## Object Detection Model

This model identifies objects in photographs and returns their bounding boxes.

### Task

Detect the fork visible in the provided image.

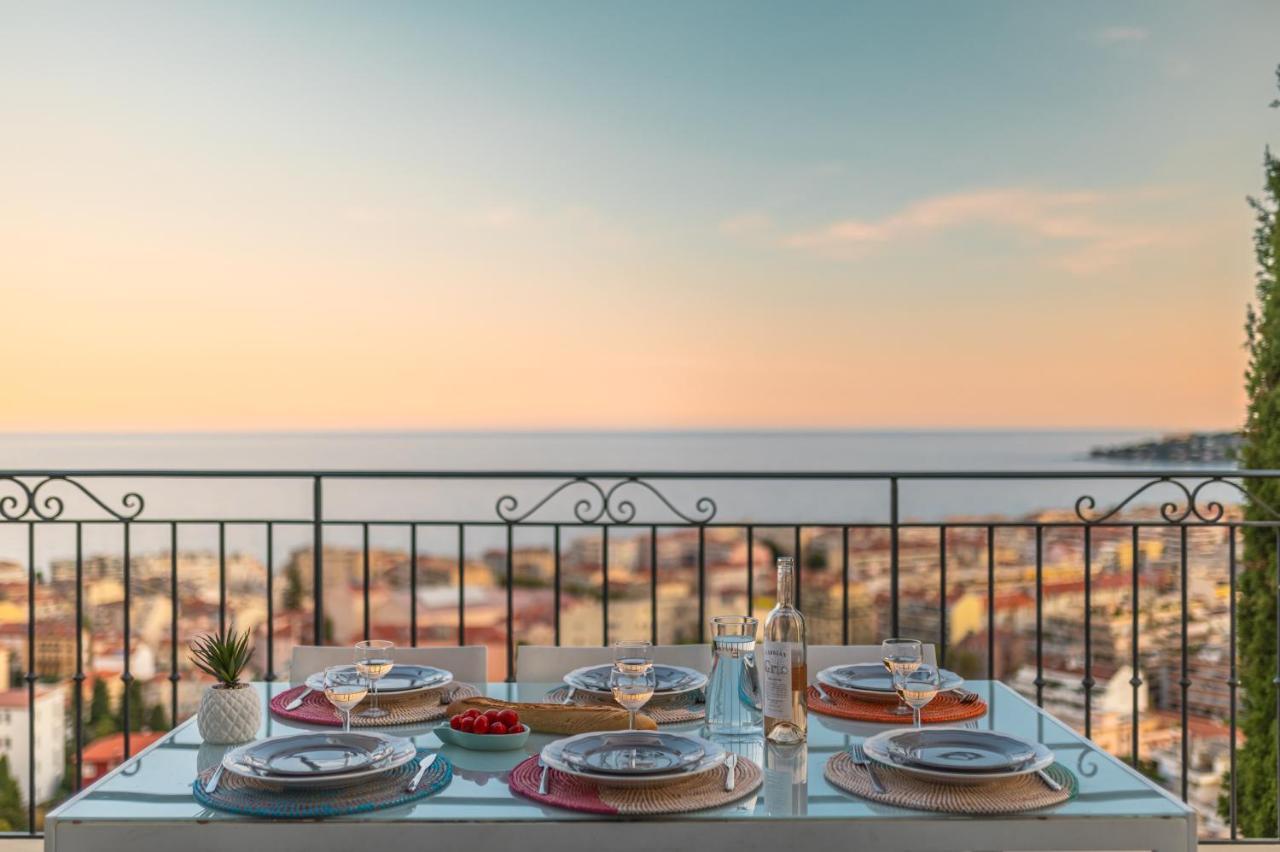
[849,743,888,794]
[537,758,551,795]
[950,688,980,705]
[723,753,738,792]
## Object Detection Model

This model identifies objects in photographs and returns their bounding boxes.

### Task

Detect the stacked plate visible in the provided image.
[563,664,706,701]
[222,732,417,789]
[861,728,1053,786]
[541,731,725,786]
[305,664,452,697]
[816,663,964,703]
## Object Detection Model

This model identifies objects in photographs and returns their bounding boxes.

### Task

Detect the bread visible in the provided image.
[445,696,658,734]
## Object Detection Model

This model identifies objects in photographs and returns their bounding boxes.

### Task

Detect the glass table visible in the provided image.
[45,681,1194,852]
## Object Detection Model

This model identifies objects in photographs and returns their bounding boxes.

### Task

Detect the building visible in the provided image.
[0,686,66,807]
[80,731,166,786]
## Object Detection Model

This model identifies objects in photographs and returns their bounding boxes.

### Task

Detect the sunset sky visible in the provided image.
[3,1,1279,431]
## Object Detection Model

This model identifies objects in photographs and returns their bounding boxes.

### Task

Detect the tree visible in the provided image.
[0,755,26,833]
[1236,65,1280,838]
[145,704,168,733]
[283,558,305,612]
[115,680,144,732]
[88,679,116,740]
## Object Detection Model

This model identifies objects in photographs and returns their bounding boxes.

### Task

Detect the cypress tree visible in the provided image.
[0,755,26,832]
[1236,65,1280,838]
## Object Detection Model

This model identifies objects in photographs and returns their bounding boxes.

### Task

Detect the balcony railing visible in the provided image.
[1,467,1278,840]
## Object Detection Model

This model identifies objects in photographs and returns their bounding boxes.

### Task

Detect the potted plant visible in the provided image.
[190,628,260,744]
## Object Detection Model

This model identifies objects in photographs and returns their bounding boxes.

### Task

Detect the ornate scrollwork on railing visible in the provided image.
[495,477,717,525]
[0,476,145,521]
[1074,475,1280,524]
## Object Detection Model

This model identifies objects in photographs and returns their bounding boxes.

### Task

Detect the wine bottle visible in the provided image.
[763,556,807,743]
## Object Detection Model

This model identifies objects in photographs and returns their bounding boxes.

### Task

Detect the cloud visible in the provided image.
[719,211,772,236]
[1093,26,1148,45]
[784,186,1169,272]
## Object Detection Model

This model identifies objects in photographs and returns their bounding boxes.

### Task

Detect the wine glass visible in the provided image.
[613,639,653,675]
[323,665,368,732]
[355,639,394,719]
[881,638,922,716]
[894,665,941,729]
[610,663,657,732]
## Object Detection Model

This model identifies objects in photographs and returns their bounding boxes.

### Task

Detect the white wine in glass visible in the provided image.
[895,666,941,728]
[324,666,368,732]
[355,639,394,719]
[881,638,922,715]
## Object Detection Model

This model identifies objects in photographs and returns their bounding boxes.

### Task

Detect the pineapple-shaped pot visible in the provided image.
[190,628,261,744]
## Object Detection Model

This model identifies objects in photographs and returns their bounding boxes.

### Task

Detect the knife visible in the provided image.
[203,765,224,794]
[284,688,313,711]
[405,754,438,793]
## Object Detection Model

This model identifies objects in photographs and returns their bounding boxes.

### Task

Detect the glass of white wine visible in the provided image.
[613,639,653,675]
[881,638,922,716]
[324,665,368,732]
[355,640,394,719]
[610,663,657,732]
[894,665,941,729]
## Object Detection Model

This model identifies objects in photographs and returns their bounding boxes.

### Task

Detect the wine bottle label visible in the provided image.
[762,640,799,721]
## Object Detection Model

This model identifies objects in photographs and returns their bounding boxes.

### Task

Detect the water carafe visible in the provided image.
[706,615,762,735]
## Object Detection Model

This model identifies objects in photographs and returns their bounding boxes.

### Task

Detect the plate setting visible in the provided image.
[817,663,964,703]
[305,664,452,696]
[541,731,725,786]
[862,728,1053,785]
[564,663,706,697]
[223,732,416,789]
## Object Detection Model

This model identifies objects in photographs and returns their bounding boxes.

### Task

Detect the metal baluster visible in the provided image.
[553,525,561,646]
[74,523,84,792]
[987,524,995,679]
[890,478,900,636]
[649,525,658,645]
[1034,525,1044,708]
[1130,525,1141,767]
[214,521,224,634]
[697,525,706,643]
[457,525,465,644]
[938,526,947,668]
[409,524,418,647]
[265,523,275,680]
[1228,524,1238,839]
[25,522,35,834]
[362,523,370,641]
[842,526,850,646]
[169,523,179,728]
[506,524,515,681]
[746,526,755,618]
[1083,525,1093,740]
[312,476,324,646]
[1180,524,1189,801]
[601,525,609,646]
[793,525,802,611]
[123,521,132,758]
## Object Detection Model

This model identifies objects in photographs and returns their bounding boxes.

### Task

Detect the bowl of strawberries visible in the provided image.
[434,708,531,751]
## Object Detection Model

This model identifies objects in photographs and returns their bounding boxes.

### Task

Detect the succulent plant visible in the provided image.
[189,628,253,688]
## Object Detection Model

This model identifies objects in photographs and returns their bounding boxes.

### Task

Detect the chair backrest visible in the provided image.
[516,644,711,683]
[807,644,937,685]
[288,645,488,685]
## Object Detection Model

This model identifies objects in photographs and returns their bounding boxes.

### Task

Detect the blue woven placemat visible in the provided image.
[193,749,451,818]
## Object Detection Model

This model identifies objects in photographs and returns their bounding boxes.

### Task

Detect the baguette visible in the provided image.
[445,696,658,734]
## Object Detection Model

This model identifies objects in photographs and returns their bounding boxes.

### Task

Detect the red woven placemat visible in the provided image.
[806,685,986,723]
[508,754,762,815]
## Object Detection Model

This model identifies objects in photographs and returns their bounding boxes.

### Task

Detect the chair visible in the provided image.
[288,645,488,684]
[807,644,937,685]
[516,644,711,682]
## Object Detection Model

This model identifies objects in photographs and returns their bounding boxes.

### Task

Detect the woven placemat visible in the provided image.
[824,751,1076,814]
[544,686,705,724]
[193,750,451,818]
[271,683,480,727]
[807,685,986,723]
[509,753,761,815]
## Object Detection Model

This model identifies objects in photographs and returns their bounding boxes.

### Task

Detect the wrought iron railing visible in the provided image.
[1,468,1277,840]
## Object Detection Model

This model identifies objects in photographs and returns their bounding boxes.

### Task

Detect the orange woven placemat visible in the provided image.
[806,685,986,723]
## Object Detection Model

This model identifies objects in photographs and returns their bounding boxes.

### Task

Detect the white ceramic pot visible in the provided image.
[197,683,261,744]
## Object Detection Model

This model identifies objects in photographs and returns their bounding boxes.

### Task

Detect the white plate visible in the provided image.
[563,663,706,699]
[862,728,1054,785]
[305,664,452,697]
[223,733,416,789]
[541,731,726,787]
[816,664,964,703]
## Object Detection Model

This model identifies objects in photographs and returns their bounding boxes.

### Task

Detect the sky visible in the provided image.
[2,1,1278,432]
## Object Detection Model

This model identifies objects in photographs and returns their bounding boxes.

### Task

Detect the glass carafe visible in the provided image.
[706,615,762,735]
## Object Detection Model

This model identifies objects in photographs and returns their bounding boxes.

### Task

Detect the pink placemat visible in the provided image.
[269,683,478,727]
[508,753,761,815]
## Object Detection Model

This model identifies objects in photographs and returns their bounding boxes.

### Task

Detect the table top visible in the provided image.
[48,680,1191,825]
